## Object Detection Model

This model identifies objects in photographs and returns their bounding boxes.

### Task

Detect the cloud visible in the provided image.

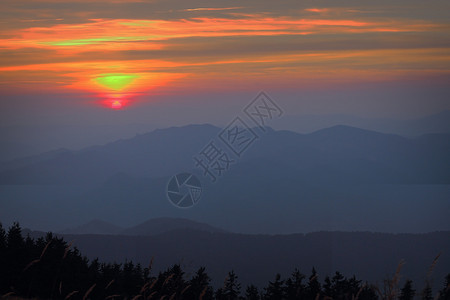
[182,7,244,12]
[0,0,449,98]
[305,8,330,13]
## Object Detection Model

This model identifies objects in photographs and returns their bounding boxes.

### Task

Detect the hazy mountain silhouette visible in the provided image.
[2,111,448,163]
[272,110,450,136]
[0,148,71,172]
[60,219,123,235]
[121,217,227,235]
[0,124,219,184]
[0,124,449,185]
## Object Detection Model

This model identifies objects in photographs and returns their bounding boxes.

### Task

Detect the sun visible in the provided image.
[101,97,128,109]
[111,100,123,109]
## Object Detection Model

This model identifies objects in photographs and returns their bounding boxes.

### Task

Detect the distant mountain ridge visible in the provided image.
[0,124,219,184]
[60,217,226,236]
[1,111,448,162]
[23,225,450,290]
[271,110,450,136]
[60,219,123,235]
[0,123,449,185]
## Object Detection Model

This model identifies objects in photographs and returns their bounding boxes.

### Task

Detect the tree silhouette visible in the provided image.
[439,274,450,300]
[421,282,433,300]
[358,283,379,300]
[245,284,260,300]
[264,273,285,300]
[0,223,5,249]
[1,223,449,300]
[186,267,214,300]
[399,279,415,300]
[154,264,187,299]
[285,268,305,299]
[5,222,26,293]
[346,275,362,299]
[323,275,333,299]
[0,223,6,293]
[221,270,241,300]
[305,267,321,300]
[215,287,225,299]
[330,271,347,300]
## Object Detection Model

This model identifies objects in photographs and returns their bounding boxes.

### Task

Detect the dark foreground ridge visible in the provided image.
[1,222,450,300]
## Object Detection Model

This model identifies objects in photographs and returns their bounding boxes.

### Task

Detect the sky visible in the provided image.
[0,0,450,154]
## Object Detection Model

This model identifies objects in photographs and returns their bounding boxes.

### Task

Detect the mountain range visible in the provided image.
[1,123,449,185]
[0,124,449,234]
[271,110,450,136]
[1,110,449,163]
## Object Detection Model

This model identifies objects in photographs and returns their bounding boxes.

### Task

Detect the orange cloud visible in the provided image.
[2,16,438,54]
[183,7,244,12]
[0,10,449,101]
[305,8,330,13]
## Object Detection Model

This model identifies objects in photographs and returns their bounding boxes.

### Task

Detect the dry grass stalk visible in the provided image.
[180,285,190,295]
[40,240,52,259]
[373,285,384,300]
[428,253,441,278]
[199,287,207,300]
[64,291,78,300]
[23,259,40,272]
[105,279,115,290]
[2,292,15,298]
[392,260,405,288]
[148,257,154,271]
[140,281,150,294]
[63,241,74,260]
[162,274,175,287]
[144,278,158,295]
[82,284,96,300]
[387,260,405,300]
[354,283,366,300]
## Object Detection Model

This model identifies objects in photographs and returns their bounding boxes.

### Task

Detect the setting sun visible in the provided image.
[111,100,123,109]
[101,95,129,110]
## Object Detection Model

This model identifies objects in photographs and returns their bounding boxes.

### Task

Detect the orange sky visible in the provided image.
[0,0,449,109]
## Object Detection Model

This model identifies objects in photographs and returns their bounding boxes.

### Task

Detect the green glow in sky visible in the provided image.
[42,36,148,46]
[94,74,138,91]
